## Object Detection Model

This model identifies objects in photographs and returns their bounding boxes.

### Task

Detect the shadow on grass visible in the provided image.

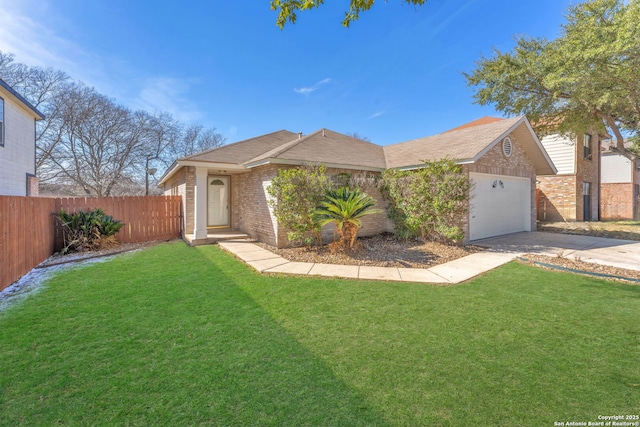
[0,241,388,427]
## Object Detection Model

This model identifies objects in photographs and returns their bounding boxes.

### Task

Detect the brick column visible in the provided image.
[194,167,208,239]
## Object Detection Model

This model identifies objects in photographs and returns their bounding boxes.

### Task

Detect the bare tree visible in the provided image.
[0,50,226,195]
[173,123,225,158]
[0,51,70,181]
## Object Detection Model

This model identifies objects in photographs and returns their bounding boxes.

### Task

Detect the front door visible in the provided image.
[208,176,229,227]
[583,182,591,221]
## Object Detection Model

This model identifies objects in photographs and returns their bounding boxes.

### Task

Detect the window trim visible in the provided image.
[0,96,4,147]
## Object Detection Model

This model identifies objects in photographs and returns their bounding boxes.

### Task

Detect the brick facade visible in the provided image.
[164,132,543,246]
[537,133,600,221]
[601,183,637,220]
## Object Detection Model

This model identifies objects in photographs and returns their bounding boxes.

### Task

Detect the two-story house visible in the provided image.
[536,131,602,221]
[0,79,45,196]
[600,140,640,220]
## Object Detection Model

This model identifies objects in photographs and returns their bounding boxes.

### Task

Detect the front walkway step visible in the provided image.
[184,232,251,246]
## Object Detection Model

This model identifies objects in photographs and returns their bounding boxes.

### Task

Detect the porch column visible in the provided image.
[194,167,208,239]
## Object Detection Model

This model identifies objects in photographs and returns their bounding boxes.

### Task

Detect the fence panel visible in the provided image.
[0,196,56,291]
[1,195,183,291]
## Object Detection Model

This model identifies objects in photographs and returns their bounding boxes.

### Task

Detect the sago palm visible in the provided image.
[314,187,382,249]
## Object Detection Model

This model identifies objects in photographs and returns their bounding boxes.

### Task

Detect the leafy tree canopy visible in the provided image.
[271,0,428,28]
[465,0,640,150]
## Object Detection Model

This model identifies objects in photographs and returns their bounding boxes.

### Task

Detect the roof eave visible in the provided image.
[245,157,385,172]
[158,160,247,185]
[470,116,557,176]
[0,79,45,120]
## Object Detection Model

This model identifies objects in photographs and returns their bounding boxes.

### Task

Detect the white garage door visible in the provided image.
[469,173,531,241]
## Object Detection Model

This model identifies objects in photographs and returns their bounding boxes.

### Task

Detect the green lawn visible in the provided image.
[1,241,638,426]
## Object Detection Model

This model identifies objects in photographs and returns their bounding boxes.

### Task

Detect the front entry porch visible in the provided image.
[184,230,251,246]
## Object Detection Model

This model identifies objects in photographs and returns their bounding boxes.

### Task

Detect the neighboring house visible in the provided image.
[600,140,640,220]
[159,116,555,246]
[536,130,603,222]
[0,79,44,196]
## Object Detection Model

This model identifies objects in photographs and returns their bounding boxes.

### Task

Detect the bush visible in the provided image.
[57,208,124,253]
[267,165,330,246]
[380,159,471,242]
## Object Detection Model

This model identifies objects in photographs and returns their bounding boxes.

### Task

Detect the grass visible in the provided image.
[1,241,638,426]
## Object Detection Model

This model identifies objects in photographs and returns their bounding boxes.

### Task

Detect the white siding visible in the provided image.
[601,153,632,183]
[0,92,36,196]
[539,134,575,175]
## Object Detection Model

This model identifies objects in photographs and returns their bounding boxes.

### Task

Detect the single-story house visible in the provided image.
[0,78,45,196]
[159,115,556,246]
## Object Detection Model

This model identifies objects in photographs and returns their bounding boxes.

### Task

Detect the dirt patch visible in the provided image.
[38,240,169,268]
[255,233,484,269]
[538,221,640,241]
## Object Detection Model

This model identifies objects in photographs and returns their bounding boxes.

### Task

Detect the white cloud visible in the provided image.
[133,77,204,123]
[294,78,332,95]
[0,0,205,123]
[368,111,384,119]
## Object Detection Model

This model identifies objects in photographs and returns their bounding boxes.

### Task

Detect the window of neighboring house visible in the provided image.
[583,133,592,160]
[0,97,4,147]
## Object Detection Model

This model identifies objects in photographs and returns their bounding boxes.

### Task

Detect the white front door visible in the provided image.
[207,176,229,227]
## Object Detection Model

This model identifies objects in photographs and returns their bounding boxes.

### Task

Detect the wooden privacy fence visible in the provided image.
[0,195,182,292]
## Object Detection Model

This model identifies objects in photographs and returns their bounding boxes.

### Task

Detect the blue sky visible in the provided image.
[0,0,574,146]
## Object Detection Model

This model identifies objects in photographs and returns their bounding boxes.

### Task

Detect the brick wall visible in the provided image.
[575,133,600,220]
[537,175,577,221]
[233,165,282,246]
[537,133,600,222]
[232,165,392,248]
[601,183,634,220]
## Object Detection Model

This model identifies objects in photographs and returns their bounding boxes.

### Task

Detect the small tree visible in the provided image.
[380,159,471,242]
[267,164,330,246]
[314,187,382,249]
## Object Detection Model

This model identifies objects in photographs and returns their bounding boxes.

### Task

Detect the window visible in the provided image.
[502,136,513,157]
[583,133,592,160]
[0,97,4,146]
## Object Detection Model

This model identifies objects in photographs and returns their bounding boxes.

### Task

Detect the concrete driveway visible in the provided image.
[475,231,640,271]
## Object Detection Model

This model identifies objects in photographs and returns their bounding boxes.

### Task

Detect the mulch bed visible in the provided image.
[518,254,640,284]
[255,233,484,269]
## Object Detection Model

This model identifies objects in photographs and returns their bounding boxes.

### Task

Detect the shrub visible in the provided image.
[380,159,471,242]
[314,187,382,249]
[57,208,124,253]
[267,165,330,246]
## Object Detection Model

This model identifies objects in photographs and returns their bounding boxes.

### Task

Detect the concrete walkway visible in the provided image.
[217,240,515,284]
[476,231,640,272]
[217,231,640,284]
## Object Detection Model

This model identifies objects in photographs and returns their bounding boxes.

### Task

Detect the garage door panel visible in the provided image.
[469,173,531,241]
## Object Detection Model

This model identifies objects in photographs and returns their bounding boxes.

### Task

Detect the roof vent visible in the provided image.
[298,132,302,139]
[322,129,326,137]
[502,136,513,157]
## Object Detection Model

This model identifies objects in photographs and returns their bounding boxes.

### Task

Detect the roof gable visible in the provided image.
[384,116,556,175]
[245,129,386,170]
[182,130,298,164]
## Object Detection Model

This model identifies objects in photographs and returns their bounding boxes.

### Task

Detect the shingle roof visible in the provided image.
[182,130,298,164]
[444,116,504,133]
[159,116,557,184]
[384,116,524,169]
[245,129,386,170]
